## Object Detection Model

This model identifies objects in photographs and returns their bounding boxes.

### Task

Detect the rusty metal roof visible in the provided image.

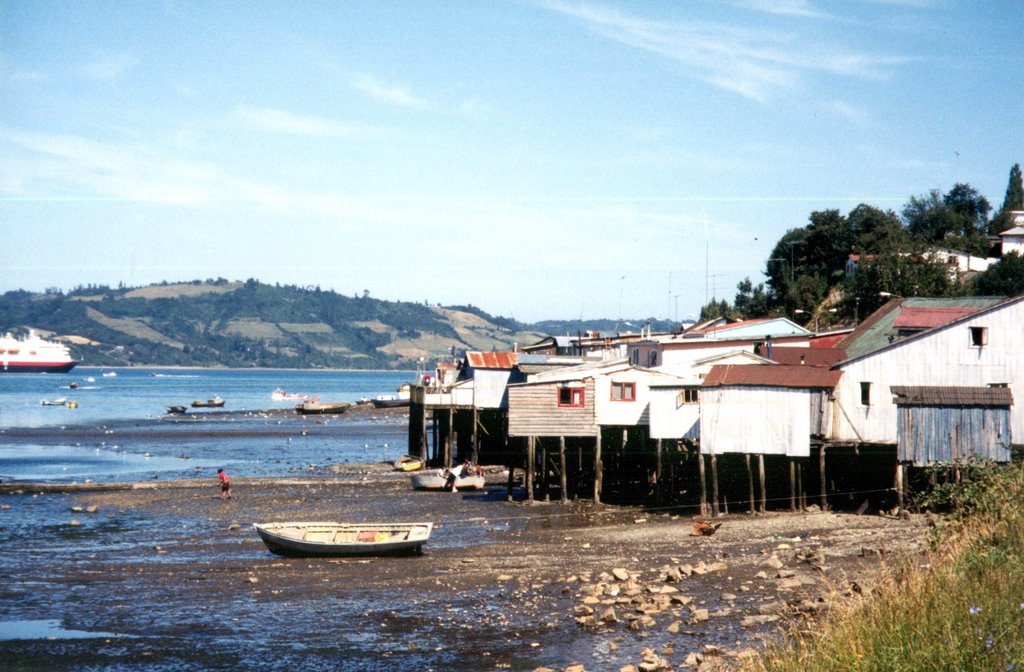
[702,364,841,389]
[892,307,980,329]
[764,346,846,367]
[890,386,1014,407]
[465,351,518,369]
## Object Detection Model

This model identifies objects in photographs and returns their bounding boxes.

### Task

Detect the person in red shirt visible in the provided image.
[217,468,232,500]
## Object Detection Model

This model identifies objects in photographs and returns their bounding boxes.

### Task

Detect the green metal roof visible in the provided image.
[837,297,1005,360]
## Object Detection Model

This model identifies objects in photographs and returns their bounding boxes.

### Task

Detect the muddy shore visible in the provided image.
[0,463,926,671]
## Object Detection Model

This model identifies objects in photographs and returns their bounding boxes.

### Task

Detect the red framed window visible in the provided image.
[558,386,585,407]
[610,382,635,401]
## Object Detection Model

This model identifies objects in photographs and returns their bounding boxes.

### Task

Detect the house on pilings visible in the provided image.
[506,358,686,504]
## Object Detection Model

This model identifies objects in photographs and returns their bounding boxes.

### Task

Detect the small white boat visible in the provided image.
[41,397,68,406]
[295,399,350,415]
[253,521,433,557]
[411,469,486,492]
[272,388,307,401]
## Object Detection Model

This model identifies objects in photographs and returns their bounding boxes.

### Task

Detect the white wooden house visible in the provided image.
[830,295,1023,446]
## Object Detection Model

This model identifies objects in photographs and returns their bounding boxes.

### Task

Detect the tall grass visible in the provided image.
[746,461,1024,672]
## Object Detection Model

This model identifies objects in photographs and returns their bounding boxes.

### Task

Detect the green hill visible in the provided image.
[0,280,552,369]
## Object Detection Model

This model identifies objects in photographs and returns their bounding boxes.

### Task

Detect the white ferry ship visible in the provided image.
[0,330,78,373]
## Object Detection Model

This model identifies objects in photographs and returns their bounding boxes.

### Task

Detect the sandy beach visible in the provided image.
[0,462,926,671]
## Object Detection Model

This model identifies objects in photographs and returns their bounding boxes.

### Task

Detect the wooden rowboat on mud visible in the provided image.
[393,455,424,472]
[253,521,433,557]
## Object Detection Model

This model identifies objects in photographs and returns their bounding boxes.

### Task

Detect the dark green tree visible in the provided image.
[973,251,1024,297]
[733,278,769,318]
[990,163,1024,235]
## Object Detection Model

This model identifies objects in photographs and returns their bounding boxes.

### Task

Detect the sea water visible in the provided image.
[0,367,416,483]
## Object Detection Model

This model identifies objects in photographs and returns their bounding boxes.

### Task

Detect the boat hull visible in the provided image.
[295,401,350,415]
[1,361,78,374]
[411,472,486,491]
[253,522,432,557]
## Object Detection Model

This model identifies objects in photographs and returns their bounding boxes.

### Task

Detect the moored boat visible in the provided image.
[371,395,410,409]
[165,405,187,414]
[0,330,78,374]
[295,398,350,415]
[191,396,225,408]
[253,521,433,557]
[41,397,68,406]
[411,469,486,491]
[272,388,307,401]
[393,455,424,472]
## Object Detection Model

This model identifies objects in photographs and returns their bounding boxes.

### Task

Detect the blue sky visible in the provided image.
[2,1,1021,323]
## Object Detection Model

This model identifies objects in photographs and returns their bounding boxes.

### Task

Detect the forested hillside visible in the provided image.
[0,279,554,369]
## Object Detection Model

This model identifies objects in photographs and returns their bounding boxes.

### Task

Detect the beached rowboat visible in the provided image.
[253,521,433,557]
[410,470,486,491]
[295,399,350,415]
[393,455,424,472]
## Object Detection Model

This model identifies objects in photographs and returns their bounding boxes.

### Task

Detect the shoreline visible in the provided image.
[0,465,927,671]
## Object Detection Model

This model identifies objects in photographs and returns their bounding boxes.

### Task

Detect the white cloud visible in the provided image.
[350,75,431,110]
[728,0,835,19]
[544,2,908,102]
[79,51,138,80]
[236,105,370,138]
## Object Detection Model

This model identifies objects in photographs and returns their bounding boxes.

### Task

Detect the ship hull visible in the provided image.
[0,361,78,374]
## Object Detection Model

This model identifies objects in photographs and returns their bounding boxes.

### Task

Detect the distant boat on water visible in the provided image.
[191,396,225,408]
[0,330,78,374]
[272,388,307,401]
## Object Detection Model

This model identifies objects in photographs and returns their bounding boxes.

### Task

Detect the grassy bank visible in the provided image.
[747,461,1024,672]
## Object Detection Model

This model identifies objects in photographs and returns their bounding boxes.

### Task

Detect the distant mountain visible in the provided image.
[0,280,667,369]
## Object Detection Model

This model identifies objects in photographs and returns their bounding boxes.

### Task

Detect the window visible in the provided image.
[860,382,872,406]
[611,382,635,401]
[558,386,585,407]
[630,348,640,365]
[648,350,658,367]
[677,388,699,405]
[969,326,988,347]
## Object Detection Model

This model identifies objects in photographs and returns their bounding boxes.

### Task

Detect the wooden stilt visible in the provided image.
[446,408,454,468]
[594,432,602,504]
[430,411,438,462]
[698,451,708,516]
[711,452,720,517]
[420,406,429,462]
[746,454,755,514]
[526,436,535,504]
[559,437,567,503]
[472,409,479,466]
[797,461,804,511]
[789,458,796,512]
[896,461,904,516]
[655,438,663,505]
[758,454,767,513]
[819,444,827,510]
[506,449,515,502]
[541,441,549,502]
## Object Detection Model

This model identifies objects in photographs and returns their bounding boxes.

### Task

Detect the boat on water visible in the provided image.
[272,388,307,401]
[41,397,68,406]
[253,521,433,557]
[295,398,350,415]
[393,455,424,472]
[0,330,78,374]
[191,396,225,408]
[165,405,188,414]
[371,395,411,409]
[411,469,486,492]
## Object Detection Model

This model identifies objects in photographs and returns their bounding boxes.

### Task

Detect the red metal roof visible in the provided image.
[763,347,846,367]
[892,307,980,330]
[465,351,518,369]
[702,364,841,389]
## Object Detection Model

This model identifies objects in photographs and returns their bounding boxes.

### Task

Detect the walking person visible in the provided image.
[217,468,232,500]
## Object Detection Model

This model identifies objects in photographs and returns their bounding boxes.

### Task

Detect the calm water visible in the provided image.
[0,367,416,483]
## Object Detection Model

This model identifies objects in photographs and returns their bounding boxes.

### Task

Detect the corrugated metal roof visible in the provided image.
[764,346,845,367]
[892,307,979,329]
[465,351,518,369]
[702,364,841,389]
[891,386,1014,407]
[836,297,1006,361]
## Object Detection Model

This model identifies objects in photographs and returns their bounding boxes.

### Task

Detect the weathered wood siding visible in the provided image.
[700,386,811,457]
[508,380,597,437]
[833,301,1024,444]
[473,369,514,408]
[897,405,1012,465]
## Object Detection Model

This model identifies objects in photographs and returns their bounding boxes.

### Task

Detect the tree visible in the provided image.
[973,251,1024,297]
[990,164,1024,235]
[903,184,990,255]
[848,204,908,255]
[733,278,769,318]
